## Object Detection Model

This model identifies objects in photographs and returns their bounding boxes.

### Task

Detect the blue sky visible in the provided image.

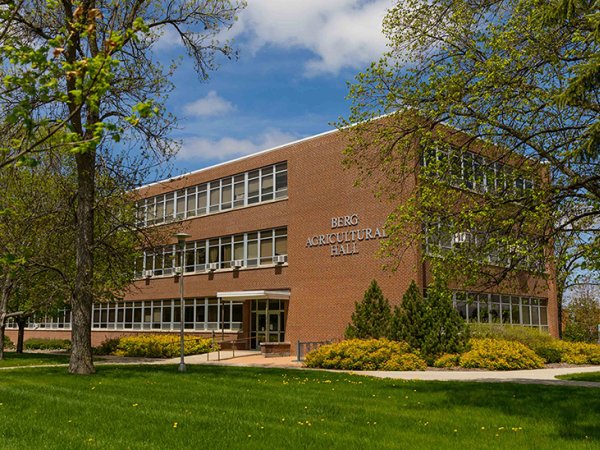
[156,0,393,175]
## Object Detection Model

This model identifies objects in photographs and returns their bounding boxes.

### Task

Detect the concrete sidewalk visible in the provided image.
[172,351,600,387]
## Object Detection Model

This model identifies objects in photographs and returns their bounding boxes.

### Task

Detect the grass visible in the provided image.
[0,365,598,449]
[557,372,600,383]
[0,351,70,367]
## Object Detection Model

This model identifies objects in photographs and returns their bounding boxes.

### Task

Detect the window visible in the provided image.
[136,163,288,226]
[452,291,547,331]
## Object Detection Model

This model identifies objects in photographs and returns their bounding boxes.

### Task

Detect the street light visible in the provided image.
[174,232,191,372]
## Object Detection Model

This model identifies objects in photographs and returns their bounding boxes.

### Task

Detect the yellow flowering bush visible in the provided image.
[433,353,461,368]
[459,338,544,370]
[555,341,600,365]
[304,339,426,371]
[114,334,217,358]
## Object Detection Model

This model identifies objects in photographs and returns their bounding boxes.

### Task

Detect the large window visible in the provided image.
[135,227,288,278]
[136,162,288,227]
[421,148,535,195]
[10,299,243,332]
[453,291,548,331]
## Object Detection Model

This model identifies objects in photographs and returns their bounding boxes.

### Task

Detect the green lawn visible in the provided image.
[0,365,598,449]
[0,351,70,367]
[557,372,600,383]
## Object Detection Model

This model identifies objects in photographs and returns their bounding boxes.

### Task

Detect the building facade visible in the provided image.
[7,127,559,348]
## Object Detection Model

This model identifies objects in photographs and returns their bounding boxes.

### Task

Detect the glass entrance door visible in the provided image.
[251,299,286,349]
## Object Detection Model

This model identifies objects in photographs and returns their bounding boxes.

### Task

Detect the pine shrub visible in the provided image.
[390,281,468,362]
[345,280,392,339]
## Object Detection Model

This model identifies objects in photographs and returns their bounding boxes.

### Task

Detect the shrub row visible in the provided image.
[112,334,217,358]
[469,324,600,365]
[304,339,427,371]
[24,338,71,350]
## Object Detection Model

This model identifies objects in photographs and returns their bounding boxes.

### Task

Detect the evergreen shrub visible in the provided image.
[3,335,13,349]
[459,338,544,370]
[93,337,121,355]
[345,280,391,339]
[24,338,71,350]
[115,334,217,358]
[390,281,468,362]
[304,339,426,371]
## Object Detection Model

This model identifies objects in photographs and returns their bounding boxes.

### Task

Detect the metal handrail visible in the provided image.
[295,339,333,362]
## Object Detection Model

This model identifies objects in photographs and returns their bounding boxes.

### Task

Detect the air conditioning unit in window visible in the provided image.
[273,255,287,265]
[143,270,154,278]
[173,266,182,275]
[233,260,244,269]
[207,262,219,272]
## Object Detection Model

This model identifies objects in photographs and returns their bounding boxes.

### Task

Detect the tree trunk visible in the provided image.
[0,323,5,360]
[69,149,96,375]
[16,317,25,353]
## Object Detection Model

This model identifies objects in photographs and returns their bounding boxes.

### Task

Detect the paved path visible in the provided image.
[3,351,599,387]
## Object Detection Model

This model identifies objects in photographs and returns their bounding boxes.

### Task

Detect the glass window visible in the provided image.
[248,170,260,204]
[176,190,185,219]
[233,174,245,207]
[186,186,197,217]
[247,233,258,267]
[221,178,232,210]
[197,184,207,215]
[165,192,174,221]
[209,182,220,212]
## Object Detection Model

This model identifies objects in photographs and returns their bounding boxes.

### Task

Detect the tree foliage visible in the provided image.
[563,284,600,343]
[345,279,392,339]
[0,151,145,358]
[0,0,244,373]
[340,0,599,296]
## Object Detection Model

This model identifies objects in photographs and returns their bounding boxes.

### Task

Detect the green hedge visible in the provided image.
[114,334,218,358]
[459,338,544,370]
[24,338,71,350]
[304,339,426,371]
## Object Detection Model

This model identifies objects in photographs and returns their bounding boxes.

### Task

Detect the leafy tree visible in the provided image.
[0,1,244,373]
[563,284,600,343]
[345,280,392,339]
[340,0,599,301]
[390,281,467,362]
[0,151,145,359]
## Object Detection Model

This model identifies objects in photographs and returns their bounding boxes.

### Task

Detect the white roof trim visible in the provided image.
[137,127,340,191]
[216,290,290,301]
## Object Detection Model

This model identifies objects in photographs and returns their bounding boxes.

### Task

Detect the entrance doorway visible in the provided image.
[251,299,286,349]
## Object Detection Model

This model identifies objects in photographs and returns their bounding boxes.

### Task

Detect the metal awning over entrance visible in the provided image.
[216,290,290,301]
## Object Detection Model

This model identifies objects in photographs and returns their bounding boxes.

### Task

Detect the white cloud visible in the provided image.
[228,0,392,75]
[178,129,298,162]
[183,91,236,117]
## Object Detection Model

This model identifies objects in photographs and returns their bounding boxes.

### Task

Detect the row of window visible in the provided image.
[8,299,244,332]
[452,292,548,330]
[136,162,288,227]
[135,227,288,278]
[422,147,535,195]
[425,223,544,273]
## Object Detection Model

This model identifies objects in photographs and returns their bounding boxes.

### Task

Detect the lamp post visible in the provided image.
[174,232,191,372]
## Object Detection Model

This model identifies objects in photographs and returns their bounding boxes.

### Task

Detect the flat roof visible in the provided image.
[137,127,340,191]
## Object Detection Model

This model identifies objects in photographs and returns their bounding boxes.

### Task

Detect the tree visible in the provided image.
[0,151,144,359]
[340,0,599,298]
[563,283,600,343]
[0,1,244,373]
[390,280,467,362]
[345,280,392,339]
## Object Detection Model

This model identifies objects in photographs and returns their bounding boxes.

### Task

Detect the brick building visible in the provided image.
[7,127,559,348]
